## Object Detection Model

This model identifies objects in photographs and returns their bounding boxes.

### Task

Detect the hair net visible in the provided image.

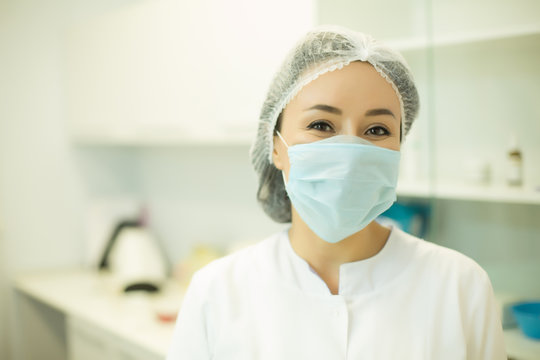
[250,24,420,223]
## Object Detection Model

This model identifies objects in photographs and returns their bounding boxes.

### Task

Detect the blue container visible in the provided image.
[512,301,540,340]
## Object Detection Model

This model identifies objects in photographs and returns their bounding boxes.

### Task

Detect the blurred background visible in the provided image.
[1,0,539,359]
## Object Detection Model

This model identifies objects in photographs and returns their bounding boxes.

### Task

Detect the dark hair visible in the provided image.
[274,112,283,134]
[257,111,291,223]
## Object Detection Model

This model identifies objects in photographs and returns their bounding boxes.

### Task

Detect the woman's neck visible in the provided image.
[288,208,391,294]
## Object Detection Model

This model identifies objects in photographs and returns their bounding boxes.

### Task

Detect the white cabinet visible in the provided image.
[431,0,540,40]
[68,316,112,360]
[427,5,540,204]
[15,270,179,360]
[67,315,163,360]
[319,0,540,205]
[64,0,315,145]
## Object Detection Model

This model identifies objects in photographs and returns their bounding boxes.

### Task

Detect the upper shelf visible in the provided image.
[397,181,540,205]
[70,125,256,147]
[388,23,540,52]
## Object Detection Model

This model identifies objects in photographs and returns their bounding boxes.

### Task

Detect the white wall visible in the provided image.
[137,146,284,259]
[0,211,8,360]
[0,2,81,358]
[72,145,285,266]
[0,0,132,358]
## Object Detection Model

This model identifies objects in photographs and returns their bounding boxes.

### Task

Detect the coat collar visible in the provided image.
[278,226,417,297]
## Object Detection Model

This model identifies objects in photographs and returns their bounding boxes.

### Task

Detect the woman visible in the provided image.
[167,25,506,359]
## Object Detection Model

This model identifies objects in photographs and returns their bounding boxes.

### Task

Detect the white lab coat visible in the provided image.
[166,226,506,359]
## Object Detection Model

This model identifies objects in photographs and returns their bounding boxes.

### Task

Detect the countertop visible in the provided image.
[14,269,540,359]
[14,269,183,358]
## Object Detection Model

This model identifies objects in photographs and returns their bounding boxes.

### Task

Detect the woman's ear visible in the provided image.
[272,135,284,170]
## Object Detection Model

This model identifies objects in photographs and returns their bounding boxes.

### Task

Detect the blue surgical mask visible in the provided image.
[276,132,400,243]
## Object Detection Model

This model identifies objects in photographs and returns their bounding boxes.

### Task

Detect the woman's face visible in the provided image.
[272,61,401,176]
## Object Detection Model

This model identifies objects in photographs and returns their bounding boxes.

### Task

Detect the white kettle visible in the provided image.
[99,218,168,293]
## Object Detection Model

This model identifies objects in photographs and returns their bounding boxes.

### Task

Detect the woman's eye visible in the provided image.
[307,121,334,132]
[365,126,390,137]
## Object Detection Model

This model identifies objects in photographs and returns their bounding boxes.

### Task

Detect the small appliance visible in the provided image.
[98,208,168,293]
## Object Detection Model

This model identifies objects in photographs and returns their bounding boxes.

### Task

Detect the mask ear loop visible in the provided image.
[275,131,290,148]
[275,131,289,184]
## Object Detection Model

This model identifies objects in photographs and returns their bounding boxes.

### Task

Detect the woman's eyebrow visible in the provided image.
[304,104,342,115]
[365,108,396,118]
[304,105,396,119]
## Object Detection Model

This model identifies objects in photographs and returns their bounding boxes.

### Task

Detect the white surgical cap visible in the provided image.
[250,25,420,223]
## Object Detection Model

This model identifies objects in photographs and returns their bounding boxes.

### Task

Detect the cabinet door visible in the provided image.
[67,317,114,360]
[432,0,540,39]
[112,344,163,360]
[67,316,164,360]
[430,0,540,187]
[65,0,314,144]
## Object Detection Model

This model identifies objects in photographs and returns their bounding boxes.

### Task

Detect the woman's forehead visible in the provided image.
[285,62,401,115]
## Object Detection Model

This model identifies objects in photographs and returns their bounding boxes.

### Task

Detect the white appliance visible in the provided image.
[99,220,168,293]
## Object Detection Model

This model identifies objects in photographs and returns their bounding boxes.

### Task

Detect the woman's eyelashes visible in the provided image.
[306,120,392,137]
[307,120,335,133]
[365,125,390,137]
